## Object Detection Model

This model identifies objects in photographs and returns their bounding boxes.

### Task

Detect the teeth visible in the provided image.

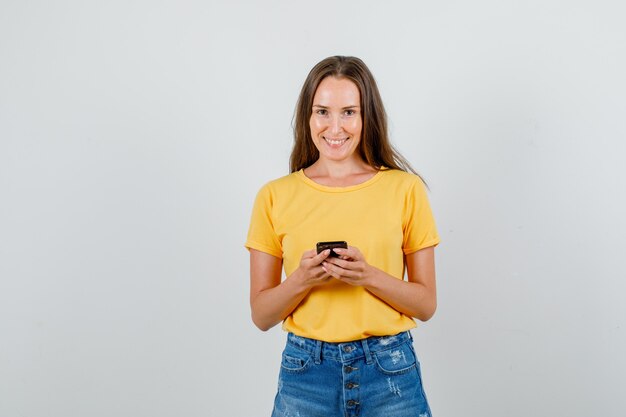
[325,137,347,145]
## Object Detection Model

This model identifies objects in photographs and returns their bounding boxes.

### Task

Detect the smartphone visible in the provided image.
[316,241,348,257]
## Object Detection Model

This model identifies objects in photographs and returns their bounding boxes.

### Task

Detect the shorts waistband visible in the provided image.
[286,331,413,365]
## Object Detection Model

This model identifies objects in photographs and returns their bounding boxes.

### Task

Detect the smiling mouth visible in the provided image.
[323,137,348,146]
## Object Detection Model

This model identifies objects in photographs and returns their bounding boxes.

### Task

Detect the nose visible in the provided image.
[329,114,343,135]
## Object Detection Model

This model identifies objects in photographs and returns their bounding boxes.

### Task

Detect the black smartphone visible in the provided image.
[316,241,348,257]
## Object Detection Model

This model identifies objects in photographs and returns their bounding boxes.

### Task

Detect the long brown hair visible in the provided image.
[290,56,419,177]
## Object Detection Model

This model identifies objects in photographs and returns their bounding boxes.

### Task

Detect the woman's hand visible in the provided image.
[321,246,374,286]
[249,247,333,331]
[293,249,334,289]
[322,246,437,321]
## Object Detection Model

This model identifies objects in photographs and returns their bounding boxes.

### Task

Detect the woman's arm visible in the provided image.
[249,248,333,331]
[324,246,437,321]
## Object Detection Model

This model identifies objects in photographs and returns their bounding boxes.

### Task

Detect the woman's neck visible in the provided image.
[304,158,378,187]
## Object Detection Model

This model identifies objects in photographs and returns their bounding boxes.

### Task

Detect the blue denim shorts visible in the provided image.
[272,331,432,417]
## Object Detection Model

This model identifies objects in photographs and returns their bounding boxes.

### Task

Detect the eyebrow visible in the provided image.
[312,105,360,109]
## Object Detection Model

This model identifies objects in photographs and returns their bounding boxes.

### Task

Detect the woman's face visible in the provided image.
[309,76,363,164]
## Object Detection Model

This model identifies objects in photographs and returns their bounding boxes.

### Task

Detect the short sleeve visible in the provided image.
[402,178,440,254]
[244,184,283,258]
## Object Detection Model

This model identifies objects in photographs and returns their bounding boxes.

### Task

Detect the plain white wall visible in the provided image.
[1,1,625,416]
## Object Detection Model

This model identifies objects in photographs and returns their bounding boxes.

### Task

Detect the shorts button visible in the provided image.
[344,365,357,373]
[346,382,358,389]
[343,345,354,353]
[347,400,359,407]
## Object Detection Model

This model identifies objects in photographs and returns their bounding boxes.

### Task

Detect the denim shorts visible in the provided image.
[271,331,432,417]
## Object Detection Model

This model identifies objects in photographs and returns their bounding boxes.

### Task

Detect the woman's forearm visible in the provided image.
[322,246,437,322]
[364,268,437,321]
[250,270,311,331]
[250,248,334,331]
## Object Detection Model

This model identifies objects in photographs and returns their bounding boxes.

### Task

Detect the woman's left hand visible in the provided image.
[321,246,374,286]
[323,245,438,321]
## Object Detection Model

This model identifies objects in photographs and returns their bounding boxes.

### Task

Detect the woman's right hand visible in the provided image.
[249,248,332,331]
[293,249,333,289]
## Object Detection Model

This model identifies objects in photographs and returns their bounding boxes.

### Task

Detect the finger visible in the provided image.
[325,257,351,269]
[322,265,341,279]
[333,246,360,260]
[319,268,333,281]
[314,265,329,278]
[327,261,364,280]
[312,249,331,264]
[322,261,345,279]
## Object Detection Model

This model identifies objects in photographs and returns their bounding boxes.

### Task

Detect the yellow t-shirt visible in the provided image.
[245,168,440,342]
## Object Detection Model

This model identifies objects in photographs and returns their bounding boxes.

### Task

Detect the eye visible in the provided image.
[315,109,328,116]
[344,109,355,116]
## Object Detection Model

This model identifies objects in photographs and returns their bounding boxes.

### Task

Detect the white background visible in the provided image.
[1,1,625,416]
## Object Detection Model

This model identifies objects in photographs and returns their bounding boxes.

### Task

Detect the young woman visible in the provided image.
[245,56,440,417]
